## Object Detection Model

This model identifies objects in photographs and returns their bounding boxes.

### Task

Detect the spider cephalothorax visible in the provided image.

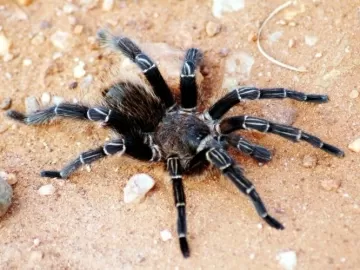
[7,29,344,258]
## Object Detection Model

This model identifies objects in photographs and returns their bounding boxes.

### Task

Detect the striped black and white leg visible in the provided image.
[41,138,126,179]
[205,147,284,229]
[180,48,202,113]
[167,157,190,258]
[7,103,121,126]
[97,29,175,109]
[224,134,272,162]
[204,87,329,121]
[218,115,344,157]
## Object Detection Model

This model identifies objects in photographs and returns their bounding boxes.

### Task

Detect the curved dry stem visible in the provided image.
[257,1,307,73]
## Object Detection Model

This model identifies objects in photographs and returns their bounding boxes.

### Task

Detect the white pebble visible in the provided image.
[102,0,114,11]
[123,173,155,203]
[31,33,45,46]
[276,251,297,270]
[23,58,32,66]
[305,35,318,47]
[50,31,72,51]
[212,0,245,18]
[348,137,360,153]
[3,53,14,62]
[73,61,86,78]
[38,184,56,196]
[63,3,78,14]
[41,92,51,106]
[315,52,322,58]
[160,229,172,241]
[0,33,11,56]
[52,96,64,106]
[0,171,17,185]
[25,96,40,114]
[33,238,40,246]
[349,90,359,99]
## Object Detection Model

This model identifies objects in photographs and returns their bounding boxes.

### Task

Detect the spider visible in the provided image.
[7,29,344,258]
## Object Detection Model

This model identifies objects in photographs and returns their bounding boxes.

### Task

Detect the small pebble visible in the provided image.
[348,137,360,152]
[41,92,51,106]
[73,25,84,35]
[31,33,45,46]
[73,61,86,78]
[25,96,40,114]
[63,3,78,14]
[302,154,317,168]
[0,176,13,217]
[50,31,73,51]
[102,0,114,11]
[206,21,221,37]
[38,184,56,196]
[315,52,322,58]
[160,230,172,241]
[247,32,257,42]
[349,90,359,99]
[0,171,17,185]
[69,81,78,89]
[288,39,295,48]
[33,238,40,247]
[0,97,12,110]
[17,0,33,6]
[23,58,32,66]
[123,173,155,203]
[320,178,341,191]
[218,47,229,57]
[305,35,318,47]
[68,16,78,26]
[277,251,297,270]
[52,96,64,106]
[3,53,14,62]
[0,33,11,56]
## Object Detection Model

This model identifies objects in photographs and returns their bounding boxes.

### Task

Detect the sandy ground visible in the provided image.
[1,0,360,269]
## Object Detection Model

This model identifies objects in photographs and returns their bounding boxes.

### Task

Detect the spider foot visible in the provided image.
[7,110,26,123]
[264,215,284,230]
[40,170,64,179]
[179,237,190,258]
[252,146,272,163]
[322,143,345,157]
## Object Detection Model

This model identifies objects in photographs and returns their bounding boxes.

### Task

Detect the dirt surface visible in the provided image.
[1,0,360,269]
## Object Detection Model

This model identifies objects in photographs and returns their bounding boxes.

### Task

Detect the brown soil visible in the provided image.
[1,0,359,269]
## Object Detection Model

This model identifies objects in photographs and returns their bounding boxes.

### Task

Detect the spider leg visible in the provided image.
[203,145,284,229]
[41,136,161,179]
[97,29,175,109]
[7,103,123,126]
[180,48,202,112]
[218,115,344,157]
[167,157,190,258]
[223,134,272,162]
[204,87,328,121]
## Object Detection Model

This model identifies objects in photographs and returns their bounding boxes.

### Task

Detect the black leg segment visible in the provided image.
[225,134,272,162]
[180,48,202,111]
[97,29,175,109]
[167,157,190,258]
[204,147,284,230]
[205,87,329,121]
[41,138,126,179]
[219,115,344,157]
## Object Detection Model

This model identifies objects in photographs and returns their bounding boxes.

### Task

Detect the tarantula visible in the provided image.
[7,30,344,258]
